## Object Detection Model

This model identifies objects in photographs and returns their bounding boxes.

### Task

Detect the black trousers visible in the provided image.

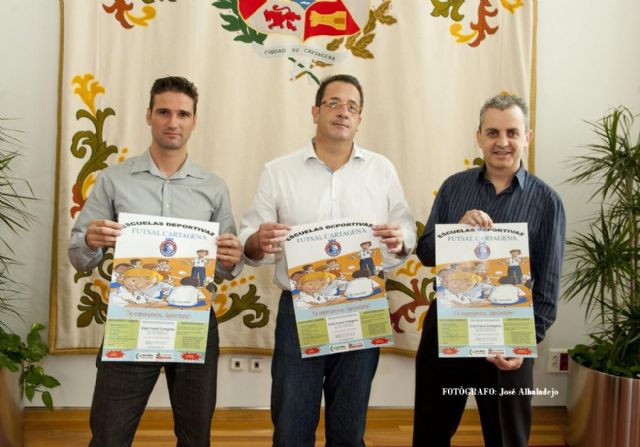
[413,302,534,447]
[90,309,219,447]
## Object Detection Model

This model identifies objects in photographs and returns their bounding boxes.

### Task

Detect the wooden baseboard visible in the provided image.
[23,407,567,447]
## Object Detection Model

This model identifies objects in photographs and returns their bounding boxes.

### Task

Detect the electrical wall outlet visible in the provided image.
[547,348,569,373]
[230,357,245,371]
[249,358,264,372]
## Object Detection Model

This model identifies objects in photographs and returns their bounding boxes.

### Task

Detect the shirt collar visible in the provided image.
[304,139,366,163]
[479,162,527,190]
[130,149,206,179]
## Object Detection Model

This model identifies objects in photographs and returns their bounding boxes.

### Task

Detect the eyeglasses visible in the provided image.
[321,100,361,115]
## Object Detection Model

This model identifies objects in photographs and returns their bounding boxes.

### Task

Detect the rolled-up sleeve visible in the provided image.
[68,173,113,272]
[238,166,279,266]
[383,161,416,270]
[212,181,244,280]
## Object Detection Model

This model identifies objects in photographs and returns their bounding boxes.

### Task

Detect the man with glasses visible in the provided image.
[240,74,415,447]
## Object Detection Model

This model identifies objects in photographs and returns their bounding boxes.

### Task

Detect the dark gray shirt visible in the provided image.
[417,164,566,343]
[69,149,241,280]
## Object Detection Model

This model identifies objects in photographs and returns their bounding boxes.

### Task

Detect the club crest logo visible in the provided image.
[214,0,397,83]
[160,238,177,257]
[324,239,342,257]
[474,241,490,259]
[238,0,369,42]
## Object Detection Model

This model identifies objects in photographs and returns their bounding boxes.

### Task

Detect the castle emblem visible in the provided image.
[238,0,369,42]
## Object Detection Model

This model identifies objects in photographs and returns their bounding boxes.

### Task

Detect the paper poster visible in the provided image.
[284,219,393,357]
[102,213,219,363]
[435,223,537,358]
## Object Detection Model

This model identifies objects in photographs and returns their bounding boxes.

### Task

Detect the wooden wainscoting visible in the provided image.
[24,406,567,447]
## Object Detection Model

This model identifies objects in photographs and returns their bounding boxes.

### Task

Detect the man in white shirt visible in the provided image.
[239,74,415,447]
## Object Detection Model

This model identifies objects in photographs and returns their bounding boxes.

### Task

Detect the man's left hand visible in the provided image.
[216,233,243,270]
[486,355,523,371]
[373,224,405,255]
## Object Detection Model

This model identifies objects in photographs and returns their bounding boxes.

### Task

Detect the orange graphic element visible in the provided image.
[439,0,523,47]
[105,350,125,358]
[371,337,390,345]
[181,352,202,361]
[82,174,98,205]
[417,309,427,331]
[71,74,105,117]
[501,0,523,13]
[512,347,532,355]
[118,147,129,163]
[304,347,321,355]
[396,259,422,277]
[450,22,478,43]
[468,0,499,47]
[103,0,157,29]
[214,293,230,316]
[442,347,459,355]
[93,278,110,305]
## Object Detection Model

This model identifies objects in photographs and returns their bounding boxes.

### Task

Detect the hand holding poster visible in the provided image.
[284,218,393,357]
[102,213,219,363]
[435,223,537,358]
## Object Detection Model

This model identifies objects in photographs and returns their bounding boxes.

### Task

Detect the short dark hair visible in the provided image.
[315,74,364,110]
[149,76,199,114]
[478,94,529,131]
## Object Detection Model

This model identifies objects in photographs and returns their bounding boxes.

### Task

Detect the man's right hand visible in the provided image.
[244,222,291,261]
[85,219,123,251]
[458,209,493,228]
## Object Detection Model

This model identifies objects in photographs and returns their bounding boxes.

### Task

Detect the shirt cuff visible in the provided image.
[242,252,276,267]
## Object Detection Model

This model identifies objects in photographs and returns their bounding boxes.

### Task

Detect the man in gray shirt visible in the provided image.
[69,76,243,447]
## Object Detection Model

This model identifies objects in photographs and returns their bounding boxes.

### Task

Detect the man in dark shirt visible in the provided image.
[413,94,565,447]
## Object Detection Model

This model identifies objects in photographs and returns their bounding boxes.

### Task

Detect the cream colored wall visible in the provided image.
[1,0,639,408]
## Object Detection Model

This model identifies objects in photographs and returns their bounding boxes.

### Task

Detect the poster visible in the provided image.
[102,213,219,363]
[435,223,537,358]
[284,218,393,357]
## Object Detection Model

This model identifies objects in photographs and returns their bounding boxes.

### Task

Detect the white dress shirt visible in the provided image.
[239,141,416,290]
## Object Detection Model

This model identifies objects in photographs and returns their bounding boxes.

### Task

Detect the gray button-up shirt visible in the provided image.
[69,149,241,280]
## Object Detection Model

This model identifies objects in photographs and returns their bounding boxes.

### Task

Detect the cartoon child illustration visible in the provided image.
[302,264,316,273]
[294,272,347,309]
[167,276,205,307]
[156,259,171,272]
[110,262,132,287]
[321,260,345,279]
[344,269,381,299]
[110,268,173,307]
[507,248,524,284]
[154,259,173,283]
[289,270,306,291]
[434,267,456,292]
[473,261,490,283]
[190,249,210,287]
[436,271,489,308]
[358,241,376,277]
[130,258,143,269]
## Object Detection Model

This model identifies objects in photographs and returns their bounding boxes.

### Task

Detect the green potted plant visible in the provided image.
[564,106,640,447]
[0,119,60,447]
